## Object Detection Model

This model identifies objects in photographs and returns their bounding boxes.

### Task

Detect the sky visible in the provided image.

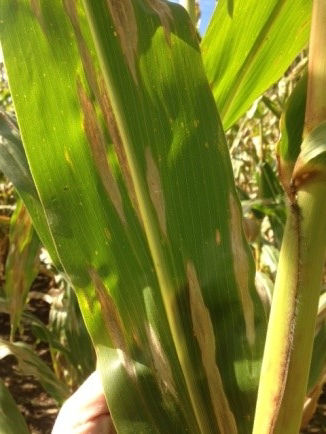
[170,0,216,34]
[198,0,216,34]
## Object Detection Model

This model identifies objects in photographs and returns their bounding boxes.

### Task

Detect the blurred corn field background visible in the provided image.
[1,1,326,433]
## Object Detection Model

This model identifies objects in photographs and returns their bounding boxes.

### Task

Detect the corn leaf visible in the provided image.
[4,199,40,339]
[308,294,326,393]
[0,110,60,265]
[47,282,95,385]
[0,378,29,434]
[0,340,69,403]
[201,0,311,129]
[1,1,267,432]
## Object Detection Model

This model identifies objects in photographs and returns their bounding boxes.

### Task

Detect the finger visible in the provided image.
[52,371,113,434]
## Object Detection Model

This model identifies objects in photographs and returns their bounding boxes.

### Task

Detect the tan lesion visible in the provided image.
[64,0,141,221]
[187,261,238,434]
[30,0,46,34]
[63,0,100,97]
[89,268,135,377]
[145,147,167,237]
[77,80,126,225]
[98,77,142,222]
[228,194,256,348]
[144,0,173,44]
[106,0,139,83]
[145,323,177,398]
[215,229,221,245]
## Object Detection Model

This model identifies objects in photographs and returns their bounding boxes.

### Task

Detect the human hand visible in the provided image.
[52,371,115,434]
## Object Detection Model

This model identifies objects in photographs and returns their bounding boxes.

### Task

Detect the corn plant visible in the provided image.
[0,0,325,433]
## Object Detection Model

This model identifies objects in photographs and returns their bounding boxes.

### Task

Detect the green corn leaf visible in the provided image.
[22,311,72,359]
[0,110,32,193]
[53,284,95,382]
[258,162,283,201]
[4,199,40,340]
[278,74,307,165]
[0,378,29,434]
[0,339,69,403]
[307,293,326,393]
[0,110,61,266]
[1,1,267,432]
[277,73,307,193]
[257,162,285,245]
[46,281,95,385]
[201,0,311,130]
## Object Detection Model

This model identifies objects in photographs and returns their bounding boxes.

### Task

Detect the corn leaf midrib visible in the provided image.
[82,3,221,432]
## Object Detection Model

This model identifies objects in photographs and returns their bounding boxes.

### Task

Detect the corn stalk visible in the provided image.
[253,1,326,432]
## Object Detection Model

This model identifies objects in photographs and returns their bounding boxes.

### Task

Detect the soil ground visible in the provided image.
[0,273,58,434]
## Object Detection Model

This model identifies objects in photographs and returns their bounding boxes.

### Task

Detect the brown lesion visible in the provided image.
[276,153,294,199]
[63,0,100,94]
[106,0,139,83]
[277,139,326,202]
[77,80,126,225]
[64,0,141,221]
[186,261,237,434]
[145,147,167,237]
[145,323,177,398]
[228,193,256,348]
[215,229,221,245]
[98,77,142,221]
[89,268,135,377]
[144,0,173,45]
[30,0,47,34]
[292,158,326,193]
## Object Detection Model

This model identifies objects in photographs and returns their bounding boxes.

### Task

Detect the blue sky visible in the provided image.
[170,0,216,34]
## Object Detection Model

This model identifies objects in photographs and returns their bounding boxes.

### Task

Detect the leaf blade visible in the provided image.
[202,0,311,129]
[1,1,267,432]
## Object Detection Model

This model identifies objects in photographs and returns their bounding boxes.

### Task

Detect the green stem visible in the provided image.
[253,1,326,431]
[253,183,326,434]
[304,0,326,136]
